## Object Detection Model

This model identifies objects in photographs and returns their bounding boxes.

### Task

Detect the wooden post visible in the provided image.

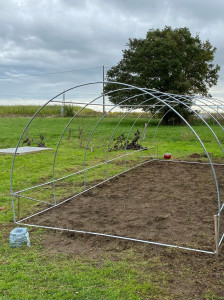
[18,196,21,220]
[68,128,72,140]
[214,215,219,255]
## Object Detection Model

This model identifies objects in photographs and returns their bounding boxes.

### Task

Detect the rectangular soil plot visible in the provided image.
[27,160,224,252]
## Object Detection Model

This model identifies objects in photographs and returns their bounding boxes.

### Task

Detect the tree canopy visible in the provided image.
[104,26,220,123]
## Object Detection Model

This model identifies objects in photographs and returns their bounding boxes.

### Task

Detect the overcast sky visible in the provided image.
[0,0,223,105]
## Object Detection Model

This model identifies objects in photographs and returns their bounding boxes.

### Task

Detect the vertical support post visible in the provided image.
[214,214,219,255]
[17,196,20,220]
[53,181,57,205]
[61,91,65,117]
[106,160,109,179]
[142,123,147,140]
[103,66,105,115]
[68,128,72,140]
[140,123,147,163]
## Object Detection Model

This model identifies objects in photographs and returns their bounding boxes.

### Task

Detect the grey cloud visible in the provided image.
[0,0,223,102]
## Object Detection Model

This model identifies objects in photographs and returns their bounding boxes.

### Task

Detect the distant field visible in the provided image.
[0,105,148,118]
[0,105,100,117]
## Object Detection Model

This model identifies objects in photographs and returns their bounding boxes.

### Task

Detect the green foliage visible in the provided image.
[159,104,194,125]
[105,26,220,124]
[63,105,74,117]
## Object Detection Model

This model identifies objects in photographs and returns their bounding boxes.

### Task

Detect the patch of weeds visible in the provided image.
[203,291,224,300]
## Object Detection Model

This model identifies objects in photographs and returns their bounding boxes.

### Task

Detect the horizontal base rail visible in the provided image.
[156,159,224,166]
[15,221,215,255]
[12,156,222,255]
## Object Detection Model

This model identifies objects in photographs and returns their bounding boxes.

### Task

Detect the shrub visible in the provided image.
[63,105,74,117]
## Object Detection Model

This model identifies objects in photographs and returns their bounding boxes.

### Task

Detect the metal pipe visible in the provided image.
[51,100,174,107]
[17,196,20,221]
[82,92,150,189]
[52,87,146,201]
[13,147,153,195]
[218,233,224,247]
[157,92,224,243]
[166,93,224,118]
[11,81,224,254]
[196,96,224,115]
[106,99,159,178]
[13,154,223,195]
[10,82,110,221]
[141,89,222,250]
[15,222,215,255]
[214,215,219,255]
[168,93,224,129]
[219,203,224,214]
[16,159,155,223]
[16,195,54,206]
[149,90,224,158]
[10,82,138,221]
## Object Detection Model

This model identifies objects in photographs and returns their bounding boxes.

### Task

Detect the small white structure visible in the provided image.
[0,146,52,155]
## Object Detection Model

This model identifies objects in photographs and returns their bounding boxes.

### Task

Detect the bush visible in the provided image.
[63,105,74,117]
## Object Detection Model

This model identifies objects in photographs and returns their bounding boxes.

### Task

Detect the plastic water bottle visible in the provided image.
[9,228,31,248]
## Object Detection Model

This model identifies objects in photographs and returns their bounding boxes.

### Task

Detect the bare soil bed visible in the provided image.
[28,160,224,299]
[30,160,224,251]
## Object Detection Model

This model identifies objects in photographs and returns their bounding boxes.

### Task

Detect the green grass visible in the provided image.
[0,239,163,299]
[0,114,224,299]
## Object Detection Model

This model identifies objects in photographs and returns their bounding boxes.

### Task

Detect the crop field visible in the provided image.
[1,110,224,299]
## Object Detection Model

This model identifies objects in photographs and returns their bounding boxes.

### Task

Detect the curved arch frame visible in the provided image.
[11,81,224,255]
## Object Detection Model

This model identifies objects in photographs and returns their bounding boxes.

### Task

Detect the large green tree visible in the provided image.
[105,26,220,123]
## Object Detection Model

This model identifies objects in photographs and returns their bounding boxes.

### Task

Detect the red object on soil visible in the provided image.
[164,153,171,159]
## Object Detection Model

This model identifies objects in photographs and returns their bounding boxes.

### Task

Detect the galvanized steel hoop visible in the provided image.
[11,81,224,255]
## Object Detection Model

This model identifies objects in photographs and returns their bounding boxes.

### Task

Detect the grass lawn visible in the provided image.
[0,113,224,299]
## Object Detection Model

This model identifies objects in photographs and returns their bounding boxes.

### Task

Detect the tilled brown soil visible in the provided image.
[28,160,224,299]
[31,160,224,252]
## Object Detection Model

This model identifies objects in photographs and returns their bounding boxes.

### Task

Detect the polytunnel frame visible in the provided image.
[10,81,224,255]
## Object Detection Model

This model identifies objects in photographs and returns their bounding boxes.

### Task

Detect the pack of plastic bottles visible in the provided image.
[9,227,31,248]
